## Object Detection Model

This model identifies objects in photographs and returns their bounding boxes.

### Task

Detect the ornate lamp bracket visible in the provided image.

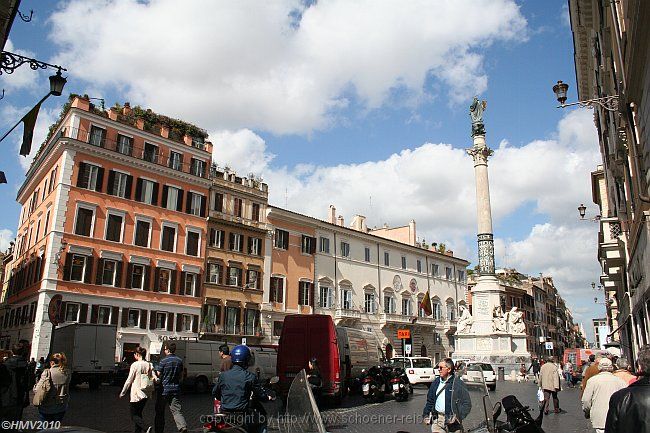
[0,51,67,75]
[558,95,619,112]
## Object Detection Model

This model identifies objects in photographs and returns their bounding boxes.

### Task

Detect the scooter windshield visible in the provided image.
[452,366,495,433]
[278,369,327,433]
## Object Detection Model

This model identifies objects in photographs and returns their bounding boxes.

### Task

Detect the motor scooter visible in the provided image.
[360,365,386,403]
[388,366,410,402]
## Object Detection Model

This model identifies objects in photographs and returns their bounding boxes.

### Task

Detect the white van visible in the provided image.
[388,356,435,386]
[162,340,226,392]
[249,346,278,383]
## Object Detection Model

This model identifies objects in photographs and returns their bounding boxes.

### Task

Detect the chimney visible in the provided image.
[350,215,367,232]
[329,205,337,224]
[337,215,344,226]
[408,219,416,246]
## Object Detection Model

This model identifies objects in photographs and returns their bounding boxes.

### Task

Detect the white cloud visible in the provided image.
[48,0,527,135]
[0,40,42,93]
[0,229,14,252]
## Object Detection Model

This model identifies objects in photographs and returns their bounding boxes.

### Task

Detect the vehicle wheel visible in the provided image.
[195,376,209,393]
[488,384,496,391]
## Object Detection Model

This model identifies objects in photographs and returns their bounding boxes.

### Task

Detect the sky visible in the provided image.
[0,0,606,341]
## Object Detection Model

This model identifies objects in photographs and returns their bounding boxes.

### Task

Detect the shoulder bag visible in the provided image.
[32,369,52,406]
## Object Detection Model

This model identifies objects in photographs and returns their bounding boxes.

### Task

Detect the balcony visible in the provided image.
[598,217,625,267]
[60,126,209,179]
[200,324,264,338]
[335,308,361,321]
[379,313,414,325]
[208,209,268,231]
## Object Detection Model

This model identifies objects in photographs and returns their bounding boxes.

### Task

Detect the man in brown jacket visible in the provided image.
[539,356,563,414]
[581,354,603,396]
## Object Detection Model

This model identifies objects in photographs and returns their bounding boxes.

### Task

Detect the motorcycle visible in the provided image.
[388,366,410,402]
[360,365,387,403]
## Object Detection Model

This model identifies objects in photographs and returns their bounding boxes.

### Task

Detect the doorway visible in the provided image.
[386,343,393,359]
[421,345,427,357]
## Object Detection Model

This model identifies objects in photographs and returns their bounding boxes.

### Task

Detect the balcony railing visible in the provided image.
[335,308,361,320]
[379,313,414,324]
[201,324,264,337]
[60,126,209,179]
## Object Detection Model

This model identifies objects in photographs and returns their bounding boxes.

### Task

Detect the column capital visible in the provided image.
[467,144,493,166]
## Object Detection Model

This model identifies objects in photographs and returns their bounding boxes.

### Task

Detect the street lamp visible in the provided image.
[48,69,67,96]
[552,80,619,111]
[577,203,600,221]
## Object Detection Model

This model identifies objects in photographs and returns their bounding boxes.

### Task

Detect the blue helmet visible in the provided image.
[231,345,251,366]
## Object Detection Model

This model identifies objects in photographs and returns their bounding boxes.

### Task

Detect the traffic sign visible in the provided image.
[545,342,554,350]
[405,343,412,356]
[48,294,63,326]
[397,329,410,339]
[241,337,247,345]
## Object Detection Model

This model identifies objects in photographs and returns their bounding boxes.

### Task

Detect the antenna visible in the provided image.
[285,187,288,208]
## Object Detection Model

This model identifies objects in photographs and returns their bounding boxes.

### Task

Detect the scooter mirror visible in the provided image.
[493,401,502,421]
[269,376,280,384]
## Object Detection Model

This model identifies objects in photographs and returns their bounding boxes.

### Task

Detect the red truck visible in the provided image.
[277,314,383,403]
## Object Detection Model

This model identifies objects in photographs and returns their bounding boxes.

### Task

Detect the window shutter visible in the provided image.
[115,261,123,287]
[283,233,289,250]
[63,253,72,281]
[121,308,129,327]
[126,263,133,289]
[79,303,88,323]
[111,306,119,325]
[195,274,202,297]
[179,271,186,296]
[125,175,133,200]
[192,315,199,333]
[96,167,104,192]
[248,237,252,254]
[135,178,143,202]
[237,269,243,287]
[144,265,151,291]
[310,283,315,307]
[90,305,99,324]
[149,310,156,330]
[229,233,235,250]
[235,309,241,330]
[84,256,94,283]
[200,195,206,217]
[170,269,177,295]
[161,186,168,208]
[209,228,215,246]
[176,189,184,212]
[185,192,193,214]
[107,170,116,195]
[76,163,88,188]
[153,267,160,292]
[220,231,225,248]
[133,309,145,330]
[95,259,104,285]
[310,237,316,254]
[152,182,159,206]
[176,314,182,332]
[167,313,174,331]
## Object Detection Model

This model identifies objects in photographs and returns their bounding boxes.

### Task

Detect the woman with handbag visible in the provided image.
[33,353,71,421]
[120,346,154,433]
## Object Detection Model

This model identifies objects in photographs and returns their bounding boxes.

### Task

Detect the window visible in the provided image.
[447,302,455,320]
[402,298,412,316]
[134,220,151,247]
[74,207,94,236]
[190,193,202,216]
[319,237,330,253]
[249,237,261,256]
[156,312,167,329]
[301,235,316,254]
[246,269,259,289]
[270,277,284,302]
[78,163,101,191]
[207,263,222,284]
[252,203,260,221]
[42,180,48,200]
[298,281,311,306]
[213,192,224,212]
[110,171,130,198]
[228,267,242,287]
[274,229,289,249]
[49,167,58,193]
[164,186,181,211]
[190,158,205,177]
[273,321,283,337]
[384,252,390,266]
[184,273,196,296]
[186,231,200,256]
[127,309,140,327]
[319,286,333,308]
[158,269,171,293]
[35,220,41,242]
[89,125,106,147]
[210,229,224,248]
[161,225,176,252]
[105,213,124,242]
[433,302,442,320]
[233,198,242,217]
[445,267,452,280]
[117,134,133,155]
[169,151,183,170]
[131,264,144,289]
[401,256,407,270]
[65,303,80,322]
[342,289,352,310]
[384,296,396,314]
[229,233,242,252]
[143,142,158,163]
[101,260,117,286]
[181,314,193,332]
[417,260,422,273]
[70,255,87,282]
[364,247,371,262]
[340,242,350,258]
[225,307,238,334]
[431,264,439,277]
[365,293,375,314]
[139,179,156,205]
[97,306,111,324]
[243,310,257,335]
[458,270,465,282]
[44,211,50,237]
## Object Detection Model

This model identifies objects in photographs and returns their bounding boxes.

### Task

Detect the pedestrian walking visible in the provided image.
[564,361,574,388]
[528,358,541,382]
[605,345,650,433]
[219,344,232,372]
[517,363,528,383]
[120,346,154,433]
[422,358,471,432]
[154,343,187,433]
[35,357,46,382]
[581,354,602,396]
[612,358,638,385]
[581,358,626,433]
[34,353,71,422]
[539,356,564,415]
[0,340,31,422]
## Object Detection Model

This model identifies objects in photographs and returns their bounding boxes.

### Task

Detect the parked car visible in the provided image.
[388,357,434,387]
[462,362,496,391]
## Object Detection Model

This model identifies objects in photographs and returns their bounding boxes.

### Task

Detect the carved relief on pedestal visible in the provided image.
[477,338,492,351]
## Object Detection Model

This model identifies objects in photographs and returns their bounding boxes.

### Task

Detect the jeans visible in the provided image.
[155,393,187,432]
[130,398,149,433]
[38,411,65,422]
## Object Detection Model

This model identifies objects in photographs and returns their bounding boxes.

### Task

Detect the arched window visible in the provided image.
[383,288,396,314]
[432,297,442,320]
[386,343,393,359]
[446,299,455,320]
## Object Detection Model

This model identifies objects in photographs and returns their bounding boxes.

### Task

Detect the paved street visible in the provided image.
[20,380,592,432]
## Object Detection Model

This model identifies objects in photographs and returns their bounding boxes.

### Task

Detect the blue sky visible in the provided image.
[0,0,605,339]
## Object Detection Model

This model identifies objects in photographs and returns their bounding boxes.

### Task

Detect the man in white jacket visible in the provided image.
[581,358,627,433]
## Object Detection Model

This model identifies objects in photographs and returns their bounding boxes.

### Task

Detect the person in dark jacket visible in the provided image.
[0,341,30,422]
[154,343,187,433]
[528,358,541,382]
[213,345,273,433]
[422,358,471,433]
[605,345,650,433]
